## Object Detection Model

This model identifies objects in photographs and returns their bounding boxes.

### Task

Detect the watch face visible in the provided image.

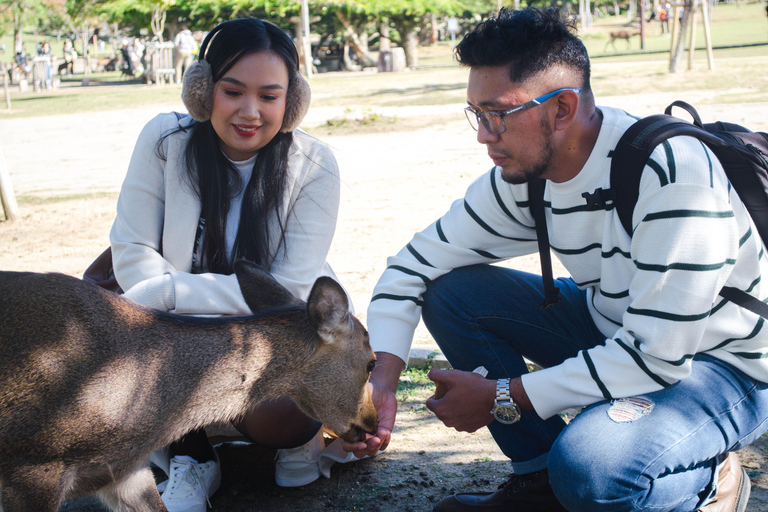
[494,403,521,424]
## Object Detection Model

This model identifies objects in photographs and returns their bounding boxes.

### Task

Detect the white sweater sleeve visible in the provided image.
[111,114,180,290]
[367,168,539,363]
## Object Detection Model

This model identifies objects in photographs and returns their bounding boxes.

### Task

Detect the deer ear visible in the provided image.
[307,277,351,344]
[234,260,301,312]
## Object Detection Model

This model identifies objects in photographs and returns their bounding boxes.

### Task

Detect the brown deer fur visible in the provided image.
[605,30,640,51]
[0,260,378,511]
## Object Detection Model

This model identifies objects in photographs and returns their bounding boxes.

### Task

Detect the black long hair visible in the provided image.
[183,19,300,275]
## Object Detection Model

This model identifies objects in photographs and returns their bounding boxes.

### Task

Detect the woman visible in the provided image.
[110,18,344,512]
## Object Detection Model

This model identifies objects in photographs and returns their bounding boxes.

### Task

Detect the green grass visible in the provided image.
[397,366,436,401]
[2,1,766,121]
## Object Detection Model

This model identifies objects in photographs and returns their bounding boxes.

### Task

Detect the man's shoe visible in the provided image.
[433,469,567,512]
[274,429,325,487]
[698,452,751,512]
[160,454,221,512]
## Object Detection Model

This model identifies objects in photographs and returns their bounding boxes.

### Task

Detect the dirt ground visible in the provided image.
[3,84,768,511]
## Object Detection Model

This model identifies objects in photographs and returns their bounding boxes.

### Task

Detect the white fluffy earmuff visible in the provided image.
[181,57,311,133]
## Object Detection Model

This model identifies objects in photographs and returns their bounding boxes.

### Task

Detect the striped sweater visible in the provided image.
[367,106,768,420]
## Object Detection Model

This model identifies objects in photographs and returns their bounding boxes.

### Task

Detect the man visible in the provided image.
[173,27,198,84]
[342,7,768,512]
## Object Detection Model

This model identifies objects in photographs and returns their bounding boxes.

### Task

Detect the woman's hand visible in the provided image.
[341,352,404,458]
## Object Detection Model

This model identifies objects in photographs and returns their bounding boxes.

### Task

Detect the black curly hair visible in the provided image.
[455,7,591,94]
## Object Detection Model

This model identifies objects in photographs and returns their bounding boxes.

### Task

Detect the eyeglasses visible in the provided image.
[464,87,582,135]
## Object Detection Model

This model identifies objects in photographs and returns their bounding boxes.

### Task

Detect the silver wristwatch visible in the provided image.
[491,378,521,424]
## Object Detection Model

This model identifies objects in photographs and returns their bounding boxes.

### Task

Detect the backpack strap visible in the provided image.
[611,106,768,319]
[528,178,561,308]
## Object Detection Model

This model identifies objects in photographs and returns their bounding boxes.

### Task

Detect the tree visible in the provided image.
[1,0,53,52]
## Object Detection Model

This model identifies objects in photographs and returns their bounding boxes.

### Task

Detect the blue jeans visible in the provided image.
[421,264,768,512]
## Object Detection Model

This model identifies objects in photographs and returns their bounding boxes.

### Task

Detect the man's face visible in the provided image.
[466,66,555,184]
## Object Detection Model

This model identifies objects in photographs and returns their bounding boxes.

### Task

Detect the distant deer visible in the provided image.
[605,30,640,51]
[0,260,378,511]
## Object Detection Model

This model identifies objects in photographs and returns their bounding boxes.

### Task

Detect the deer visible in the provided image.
[0,260,378,511]
[605,30,640,51]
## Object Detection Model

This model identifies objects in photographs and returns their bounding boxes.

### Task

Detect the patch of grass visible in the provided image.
[397,366,436,401]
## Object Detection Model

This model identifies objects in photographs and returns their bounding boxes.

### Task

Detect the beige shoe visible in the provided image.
[698,452,751,512]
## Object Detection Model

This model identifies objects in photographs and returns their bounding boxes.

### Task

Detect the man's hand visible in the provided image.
[341,352,405,458]
[425,368,497,433]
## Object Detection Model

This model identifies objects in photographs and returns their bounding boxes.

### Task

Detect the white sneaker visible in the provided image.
[161,454,221,512]
[274,429,325,487]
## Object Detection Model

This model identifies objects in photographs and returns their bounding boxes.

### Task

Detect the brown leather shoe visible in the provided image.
[433,469,568,512]
[698,452,751,512]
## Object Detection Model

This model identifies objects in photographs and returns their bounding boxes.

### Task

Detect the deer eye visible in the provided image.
[367,360,376,373]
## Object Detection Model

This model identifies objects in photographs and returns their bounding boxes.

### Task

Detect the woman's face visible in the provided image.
[210,50,289,161]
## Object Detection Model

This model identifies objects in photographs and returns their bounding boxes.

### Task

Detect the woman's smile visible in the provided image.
[210,50,288,161]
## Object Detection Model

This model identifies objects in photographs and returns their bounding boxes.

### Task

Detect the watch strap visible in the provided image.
[496,378,511,403]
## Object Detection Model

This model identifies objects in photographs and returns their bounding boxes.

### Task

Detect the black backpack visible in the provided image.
[530,100,768,317]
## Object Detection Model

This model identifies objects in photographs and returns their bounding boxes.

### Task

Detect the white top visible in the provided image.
[111,113,342,315]
[367,106,768,419]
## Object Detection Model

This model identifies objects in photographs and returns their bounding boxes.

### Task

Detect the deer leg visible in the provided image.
[0,466,64,512]
[96,466,168,512]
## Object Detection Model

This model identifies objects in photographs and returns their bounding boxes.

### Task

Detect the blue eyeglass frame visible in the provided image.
[464,87,582,135]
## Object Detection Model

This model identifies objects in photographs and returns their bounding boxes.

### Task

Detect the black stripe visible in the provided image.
[643,210,734,222]
[634,338,693,366]
[626,306,710,322]
[600,288,630,299]
[435,219,448,243]
[387,265,431,284]
[711,317,765,350]
[550,203,615,215]
[463,201,535,242]
[662,140,676,183]
[635,260,737,273]
[406,243,434,268]
[730,350,768,360]
[574,277,601,288]
[490,170,526,227]
[710,317,764,351]
[647,158,669,186]
[371,293,424,306]
[590,291,622,327]
[583,351,612,400]
[739,227,752,248]
[551,242,602,256]
[472,248,500,259]
[602,247,632,259]
[615,339,672,388]
[699,140,714,188]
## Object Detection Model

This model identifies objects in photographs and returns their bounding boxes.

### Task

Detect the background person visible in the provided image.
[174,26,198,84]
[348,7,768,512]
[111,17,349,512]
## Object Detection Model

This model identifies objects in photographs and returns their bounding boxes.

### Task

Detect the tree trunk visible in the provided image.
[402,26,418,68]
[13,11,23,53]
[0,146,20,222]
[334,11,376,67]
[81,23,90,75]
[151,6,166,43]
[669,0,691,73]
[428,12,438,45]
[379,18,391,51]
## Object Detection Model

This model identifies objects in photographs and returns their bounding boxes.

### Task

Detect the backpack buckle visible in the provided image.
[582,188,614,211]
